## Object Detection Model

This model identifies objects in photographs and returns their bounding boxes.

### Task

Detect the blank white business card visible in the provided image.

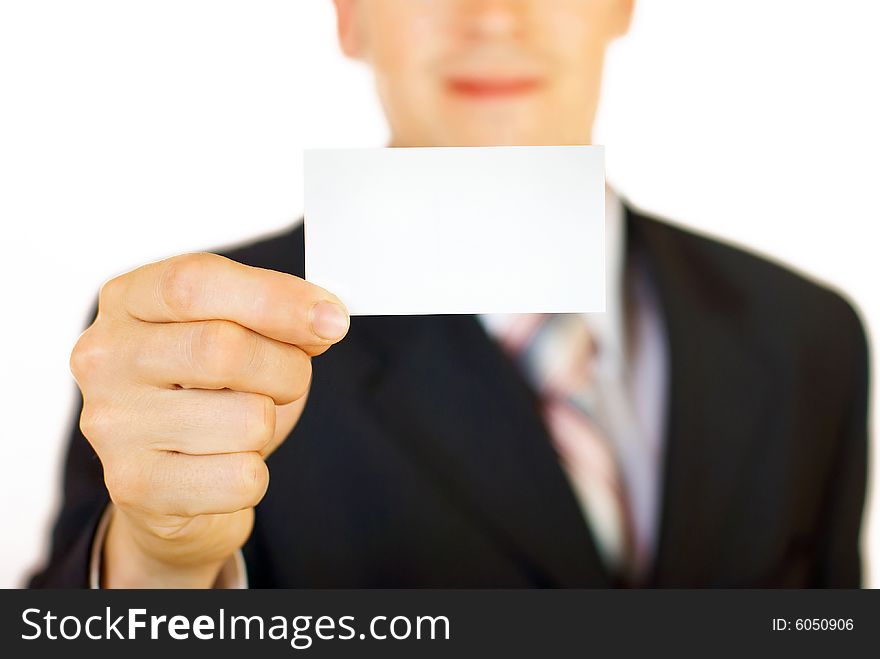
[304,146,605,316]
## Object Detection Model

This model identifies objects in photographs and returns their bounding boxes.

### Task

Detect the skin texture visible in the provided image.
[75,0,633,587]
[73,254,349,587]
[333,0,633,147]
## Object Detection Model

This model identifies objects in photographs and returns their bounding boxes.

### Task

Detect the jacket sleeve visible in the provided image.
[813,297,871,587]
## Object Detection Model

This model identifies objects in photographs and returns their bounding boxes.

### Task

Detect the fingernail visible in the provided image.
[310,301,350,341]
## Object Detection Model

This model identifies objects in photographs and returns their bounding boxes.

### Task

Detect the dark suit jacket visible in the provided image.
[29,204,870,587]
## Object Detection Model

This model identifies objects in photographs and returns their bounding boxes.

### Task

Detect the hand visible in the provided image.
[69,253,349,587]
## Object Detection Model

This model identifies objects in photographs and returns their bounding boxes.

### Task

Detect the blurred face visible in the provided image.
[333,0,633,147]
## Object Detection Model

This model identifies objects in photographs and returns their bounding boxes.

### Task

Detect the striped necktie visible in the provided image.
[498,312,637,578]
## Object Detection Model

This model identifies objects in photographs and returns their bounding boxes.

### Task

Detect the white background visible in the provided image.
[0,0,877,587]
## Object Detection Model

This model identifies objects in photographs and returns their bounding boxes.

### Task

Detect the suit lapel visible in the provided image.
[347,207,774,587]
[628,210,774,586]
[355,312,613,586]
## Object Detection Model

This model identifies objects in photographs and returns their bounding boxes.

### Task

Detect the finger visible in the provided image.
[132,320,312,405]
[102,253,350,351]
[108,450,269,517]
[129,389,277,456]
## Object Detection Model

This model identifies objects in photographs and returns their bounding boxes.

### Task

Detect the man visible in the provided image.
[31,0,869,588]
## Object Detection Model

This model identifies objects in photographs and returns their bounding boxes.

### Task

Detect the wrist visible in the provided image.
[101,508,227,588]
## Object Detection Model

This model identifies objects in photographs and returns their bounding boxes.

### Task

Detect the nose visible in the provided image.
[460,0,525,40]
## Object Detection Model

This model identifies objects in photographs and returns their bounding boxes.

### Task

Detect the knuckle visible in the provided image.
[192,321,254,383]
[282,349,312,404]
[79,404,117,444]
[97,275,125,310]
[158,253,213,318]
[245,280,278,329]
[69,327,110,382]
[242,394,275,451]
[231,453,269,508]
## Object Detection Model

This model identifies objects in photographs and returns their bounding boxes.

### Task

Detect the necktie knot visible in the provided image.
[499,313,598,404]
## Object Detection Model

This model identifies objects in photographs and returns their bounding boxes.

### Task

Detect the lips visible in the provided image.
[446,76,542,98]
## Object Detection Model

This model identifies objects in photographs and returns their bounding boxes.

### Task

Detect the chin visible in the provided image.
[440,131,570,147]
[429,119,552,147]
[439,111,585,147]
